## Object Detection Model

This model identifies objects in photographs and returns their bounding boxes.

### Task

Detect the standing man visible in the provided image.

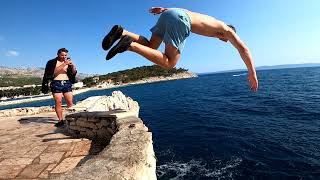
[102,7,258,91]
[42,48,77,127]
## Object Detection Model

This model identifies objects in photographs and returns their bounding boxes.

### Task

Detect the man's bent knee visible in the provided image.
[163,61,177,69]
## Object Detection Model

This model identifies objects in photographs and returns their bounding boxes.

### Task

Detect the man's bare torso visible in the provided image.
[54,60,69,80]
[184,10,229,37]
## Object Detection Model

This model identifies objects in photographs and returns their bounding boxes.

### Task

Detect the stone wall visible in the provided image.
[65,111,118,140]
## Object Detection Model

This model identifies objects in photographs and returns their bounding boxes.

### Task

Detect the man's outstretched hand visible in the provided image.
[149,7,167,15]
[248,72,259,92]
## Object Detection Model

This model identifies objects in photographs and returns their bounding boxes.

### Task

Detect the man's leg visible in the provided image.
[103,26,162,49]
[63,92,73,108]
[148,34,163,49]
[53,93,63,121]
[123,31,162,50]
[129,42,180,69]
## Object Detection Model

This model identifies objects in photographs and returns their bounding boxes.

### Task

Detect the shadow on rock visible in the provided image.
[18,116,56,124]
[36,124,109,168]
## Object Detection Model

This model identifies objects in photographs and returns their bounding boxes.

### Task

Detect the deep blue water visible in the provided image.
[1,67,320,179]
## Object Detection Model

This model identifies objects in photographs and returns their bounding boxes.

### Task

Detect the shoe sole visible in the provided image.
[102,25,122,51]
[54,121,65,127]
[106,36,132,60]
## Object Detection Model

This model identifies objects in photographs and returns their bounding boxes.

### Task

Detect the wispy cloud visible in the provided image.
[6,50,19,57]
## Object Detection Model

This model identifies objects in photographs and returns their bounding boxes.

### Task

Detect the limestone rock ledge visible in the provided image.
[55,91,156,180]
[70,91,139,115]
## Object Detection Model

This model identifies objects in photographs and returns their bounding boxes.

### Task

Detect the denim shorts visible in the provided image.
[150,8,191,53]
[50,80,72,93]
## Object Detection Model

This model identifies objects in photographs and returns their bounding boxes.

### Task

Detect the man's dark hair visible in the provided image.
[227,24,236,33]
[57,48,69,54]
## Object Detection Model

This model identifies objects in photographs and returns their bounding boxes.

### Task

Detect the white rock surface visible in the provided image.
[0,106,54,117]
[71,91,139,116]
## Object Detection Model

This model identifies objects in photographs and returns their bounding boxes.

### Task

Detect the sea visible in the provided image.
[1,67,320,180]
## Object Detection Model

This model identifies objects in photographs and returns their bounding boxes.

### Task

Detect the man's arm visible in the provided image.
[54,61,68,77]
[68,60,77,75]
[54,60,77,76]
[225,29,259,91]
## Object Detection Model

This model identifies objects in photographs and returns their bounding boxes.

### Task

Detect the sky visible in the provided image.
[0,0,319,74]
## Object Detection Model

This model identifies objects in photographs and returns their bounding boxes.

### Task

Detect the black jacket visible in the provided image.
[41,58,77,94]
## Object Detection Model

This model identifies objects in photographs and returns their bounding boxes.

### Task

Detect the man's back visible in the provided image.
[184,10,229,37]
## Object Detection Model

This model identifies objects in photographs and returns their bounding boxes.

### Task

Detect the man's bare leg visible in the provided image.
[53,93,63,121]
[129,42,180,69]
[123,31,162,50]
[63,92,73,108]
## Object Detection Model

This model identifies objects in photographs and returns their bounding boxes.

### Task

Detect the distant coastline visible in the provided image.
[198,63,320,75]
[0,72,197,107]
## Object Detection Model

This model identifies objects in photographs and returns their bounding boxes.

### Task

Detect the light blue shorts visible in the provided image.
[150,8,191,53]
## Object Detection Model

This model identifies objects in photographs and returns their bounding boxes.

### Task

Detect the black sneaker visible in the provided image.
[106,35,133,60]
[54,120,65,127]
[102,25,123,51]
